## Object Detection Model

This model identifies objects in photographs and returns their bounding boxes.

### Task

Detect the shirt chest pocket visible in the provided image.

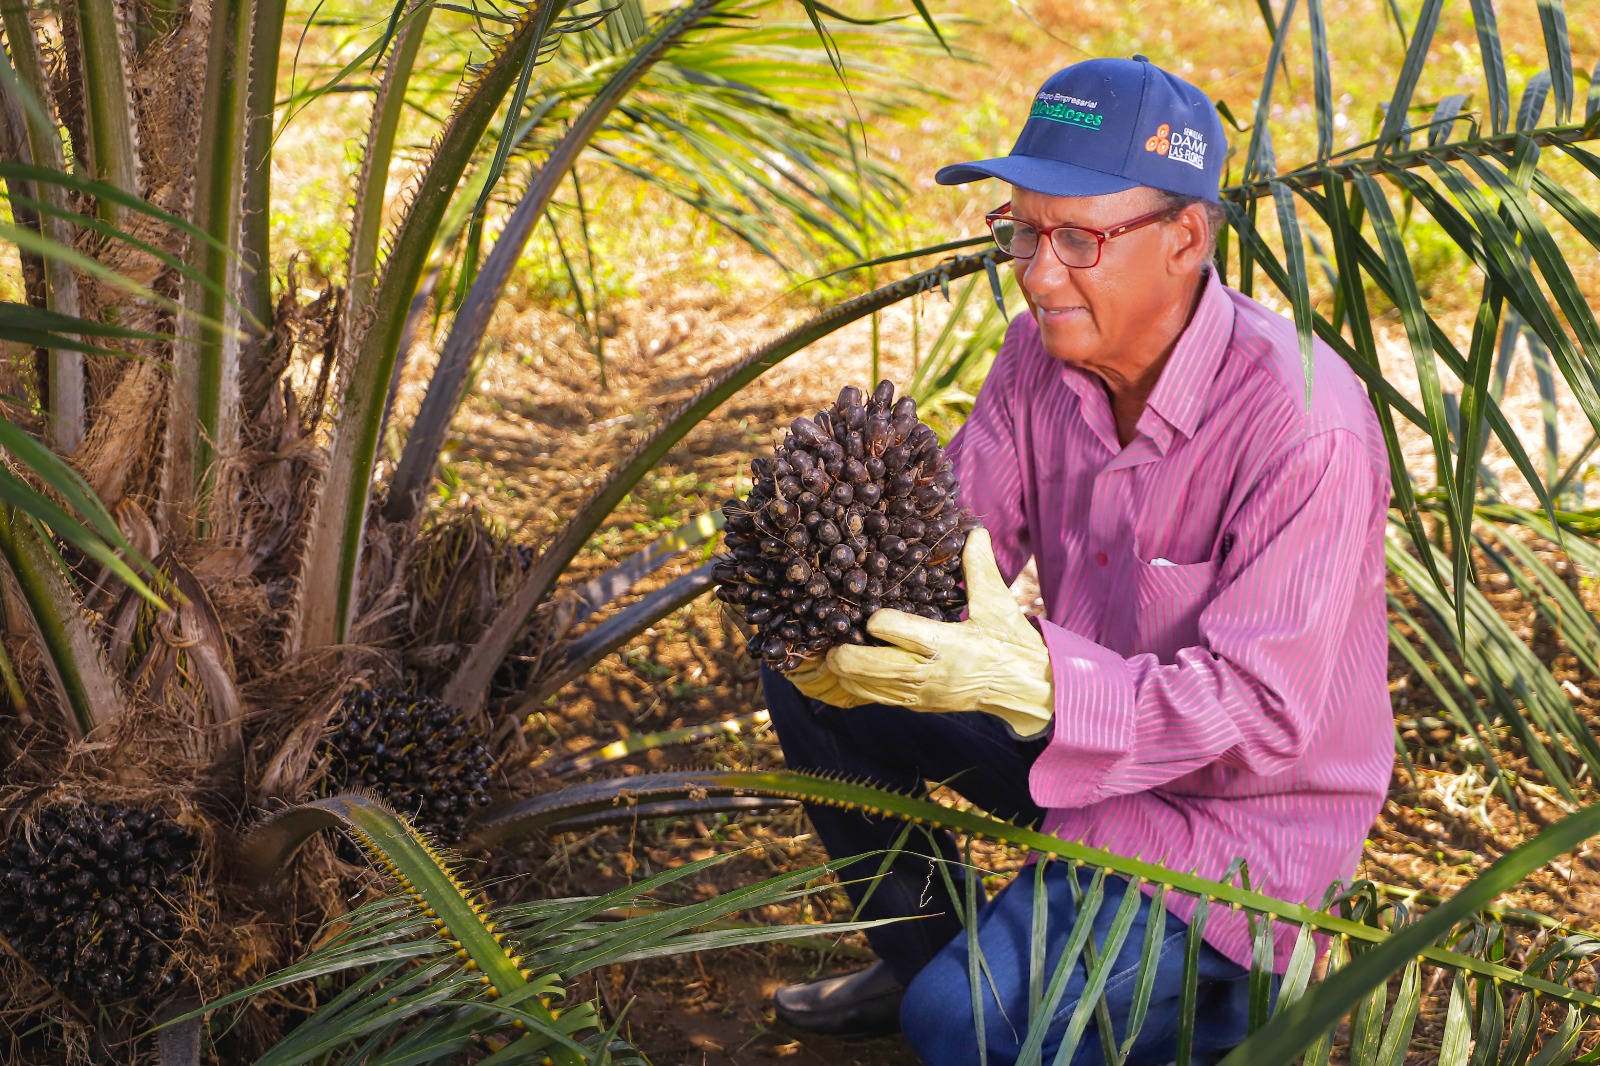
[1131,556,1216,663]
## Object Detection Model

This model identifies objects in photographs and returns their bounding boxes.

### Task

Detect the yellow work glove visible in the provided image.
[826,528,1055,738]
[786,656,870,708]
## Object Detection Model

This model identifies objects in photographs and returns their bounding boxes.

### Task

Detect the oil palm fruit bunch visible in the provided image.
[715,380,978,671]
[317,690,493,843]
[0,803,196,1001]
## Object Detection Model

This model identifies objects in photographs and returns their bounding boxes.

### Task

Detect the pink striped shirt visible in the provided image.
[946,268,1392,971]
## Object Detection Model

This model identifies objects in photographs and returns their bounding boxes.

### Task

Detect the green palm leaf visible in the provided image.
[294,0,573,652]
[384,1,940,527]
[0,417,163,605]
[1223,799,1600,1065]
[441,244,1005,710]
[385,0,735,528]
[207,798,886,1063]
[233,794,590,1064]
[484,769,1600,1062]
[1389,529,1598,799]
[1200,0,1600,820]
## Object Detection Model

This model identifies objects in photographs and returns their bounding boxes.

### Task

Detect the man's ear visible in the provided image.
[1167,203,1211,275]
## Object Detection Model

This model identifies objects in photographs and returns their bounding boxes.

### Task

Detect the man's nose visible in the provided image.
[1017,243,1074,300]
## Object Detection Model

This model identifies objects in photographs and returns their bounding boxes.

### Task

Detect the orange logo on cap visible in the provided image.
[1145,123,1171,154]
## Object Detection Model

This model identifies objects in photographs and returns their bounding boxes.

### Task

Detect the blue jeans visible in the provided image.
[901,863,1255,1066]
[763,666,1256,1065]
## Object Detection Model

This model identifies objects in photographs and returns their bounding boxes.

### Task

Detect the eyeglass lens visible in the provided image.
[990,219,1102,267]
[988,217,1032,257]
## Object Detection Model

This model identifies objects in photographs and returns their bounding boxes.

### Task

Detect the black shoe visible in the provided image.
[773,960,905,1038]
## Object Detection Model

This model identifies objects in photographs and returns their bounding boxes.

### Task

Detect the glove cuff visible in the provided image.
[977,641,1054,739]
[995,708,1052,739]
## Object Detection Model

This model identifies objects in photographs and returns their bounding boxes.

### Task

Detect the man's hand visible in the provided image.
[826,528,1055,737]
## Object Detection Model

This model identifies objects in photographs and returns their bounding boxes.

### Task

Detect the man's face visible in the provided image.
[1008,185,1189,378]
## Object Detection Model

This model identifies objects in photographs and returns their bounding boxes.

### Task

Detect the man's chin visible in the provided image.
[1036,327,1100,370]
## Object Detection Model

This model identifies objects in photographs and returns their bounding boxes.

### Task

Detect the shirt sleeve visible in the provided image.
[1029,428,1385,809]
[946,317,1033,586]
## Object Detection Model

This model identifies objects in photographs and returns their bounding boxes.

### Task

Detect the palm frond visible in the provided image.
[482,769,1600,1063]
[440,244,1006,711]
[0,32,85,453]
[207,797,883,1062]
[907,268,1020,433]
[511,561,715,713]
[72,0,140,213]
[0,416,164,604]
[1225,802,1600,1064]
[384,0,733,525]
[1209,0,1600,804]
[235,793,591,1064]
[531,709,772,777]
[1219,4,1598,579]
[0,504,130,736]
[362,0,948,536]
[166,0,255,525]
[342,1,436,338]
[240,0,296,338]
[549,8,944,267]
[1390,502,1600,800]
[494,509,726,713]
[1391,525,1600,800]
[294,0,572,652]
[0,159,241,414]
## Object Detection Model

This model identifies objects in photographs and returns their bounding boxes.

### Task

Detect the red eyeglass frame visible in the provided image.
[984,201,1179,268]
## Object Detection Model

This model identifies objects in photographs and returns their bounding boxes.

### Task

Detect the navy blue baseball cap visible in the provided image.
[936,56,1226,203]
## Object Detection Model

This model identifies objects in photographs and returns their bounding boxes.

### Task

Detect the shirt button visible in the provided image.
[1095,551,1109,567]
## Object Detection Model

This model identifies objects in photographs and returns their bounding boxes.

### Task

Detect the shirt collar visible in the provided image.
[1051,267,1235,455]
[1139,267,1235,447]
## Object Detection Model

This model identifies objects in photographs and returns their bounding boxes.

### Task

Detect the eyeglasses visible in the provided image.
[984,202,1179,268]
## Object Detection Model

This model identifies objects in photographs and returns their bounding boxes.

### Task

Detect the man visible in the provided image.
[762,55,1393,1065]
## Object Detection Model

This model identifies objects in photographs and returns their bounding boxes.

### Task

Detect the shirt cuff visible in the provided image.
[1029,619,1137,809]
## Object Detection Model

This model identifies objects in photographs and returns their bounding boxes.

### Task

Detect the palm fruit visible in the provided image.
[0,802,196,1001]
[317,690,492,842]
[714,380,979,671]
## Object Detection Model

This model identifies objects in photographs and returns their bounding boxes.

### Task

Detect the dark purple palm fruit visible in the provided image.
[0,802,197,1001]
[714,380,980,671]
[316,690,492,843]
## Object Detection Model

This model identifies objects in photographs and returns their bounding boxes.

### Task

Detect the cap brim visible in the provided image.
[934,155,1140,198]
